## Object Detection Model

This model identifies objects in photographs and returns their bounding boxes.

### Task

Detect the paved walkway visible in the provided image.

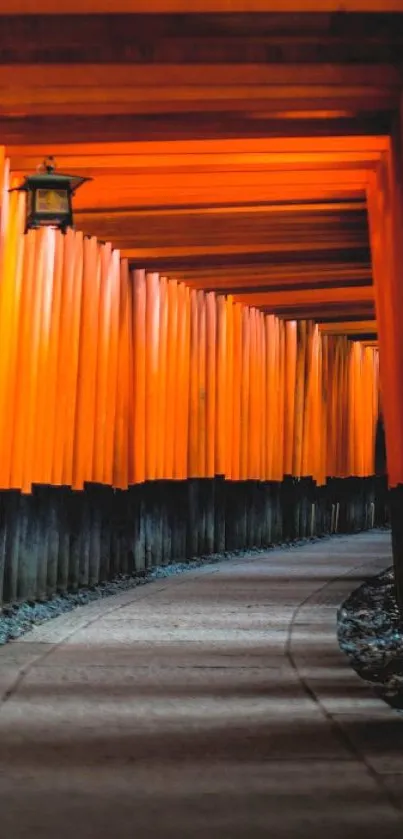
[1,531,403,838]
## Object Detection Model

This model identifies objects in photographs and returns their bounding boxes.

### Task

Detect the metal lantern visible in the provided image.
[11,156,92,234]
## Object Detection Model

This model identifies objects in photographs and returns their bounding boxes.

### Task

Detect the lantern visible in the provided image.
[11,156,92,234]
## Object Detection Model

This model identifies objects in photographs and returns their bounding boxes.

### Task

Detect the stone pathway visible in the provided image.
[1,531,403,838]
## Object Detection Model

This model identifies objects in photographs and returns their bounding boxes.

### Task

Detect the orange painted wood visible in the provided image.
[283,320,297,476]
[0,148,382,493]
[113,257,131,489]
[255,310,264,480]
[10,229,36,489]
[101,248,120,486]
[61,232,84,486]
[0,185,24,487]
[300,322,312,478]
[240,306,250,481]
[22,229,48,491]
[325,338,336,478]
[230,302,242,481]
[156,275,168,480]
[292,321,307,478]
[93,242,113,483]
[313,326,323,483]
[275,320,286,481]
[258,313,266,481]
[215,295,227,477]
[42,231,64,485]
[197,290,207,478]
[347,343,355,477]
[164,278,178,480]
[206,291,216,478]
[265,315,276,480]
[225,296,234,479]
[131,269,147,484]
[175,282,191,480]
[51,229,75,485]
[13,1,402,11]
[2,192,26,488]
[367,140,403,486]
[175,283,191,480]
[33,230,58,486]
[247,307,257,479]
[72,236,100,490]
[145,272,160,481]
[188,288,199,478]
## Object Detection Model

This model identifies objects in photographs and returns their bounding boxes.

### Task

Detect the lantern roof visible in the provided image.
[12,156,92,194]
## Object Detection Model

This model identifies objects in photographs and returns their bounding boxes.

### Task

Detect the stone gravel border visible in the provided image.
[338,565,403,710]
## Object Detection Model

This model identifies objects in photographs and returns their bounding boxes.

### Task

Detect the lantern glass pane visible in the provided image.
[35,188,69,214]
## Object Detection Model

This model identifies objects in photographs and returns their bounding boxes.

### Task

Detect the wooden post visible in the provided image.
[366,98,403,612]
[214,475,226,553]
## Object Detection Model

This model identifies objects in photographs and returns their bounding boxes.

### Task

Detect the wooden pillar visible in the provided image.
[367,96,403,611]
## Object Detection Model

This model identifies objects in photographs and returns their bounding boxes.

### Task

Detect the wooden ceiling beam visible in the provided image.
[2,3,403,11]
[231,285,374,308]
[0,114,390,145]
[78,188,366,211]
[128,245,370,269]
[262,303,376,319]
[0,88,395,117]
[182,279,372,294]
[10,151,383,175]
[1,65,401,89]
[0,11,402,57]
[61,170,370,188]
[122,241,370,261]
[73,202,368,221]
[7,138,389,156]
[173,268,373,286]
[174,262,372,277]
[67,169,368,211]
[74,210,368,238]
[319,319,377,333]
[112,234,370,251]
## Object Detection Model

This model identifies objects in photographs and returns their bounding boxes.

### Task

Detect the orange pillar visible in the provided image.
[131,269,146,485]
[175,283,190,480]
[283,320,297,476]
[225,296,234,479]
[92,242,113,484]
[197,291,207,478]
[145,272,160,482]
[113,257,130,490]
[240,306,250,481]
[230,302,242,481]
[11,230,36,489]
[72,236,100,490]
[367,131,403,489]
[205,291,216,478]
[164,278,178,480]
[215,295,227,477]
[0,183,25,488]
[188,288,200,478]
[156,276,168,480]
[293,321,307,478]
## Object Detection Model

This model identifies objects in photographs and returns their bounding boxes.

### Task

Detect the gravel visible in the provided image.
[0,535,323,646]
[338,566,403,710]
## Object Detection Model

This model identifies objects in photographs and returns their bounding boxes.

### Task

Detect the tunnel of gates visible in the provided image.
[0,153,393,607]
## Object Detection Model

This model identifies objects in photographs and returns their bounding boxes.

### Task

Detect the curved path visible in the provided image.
[1,532,403,838]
